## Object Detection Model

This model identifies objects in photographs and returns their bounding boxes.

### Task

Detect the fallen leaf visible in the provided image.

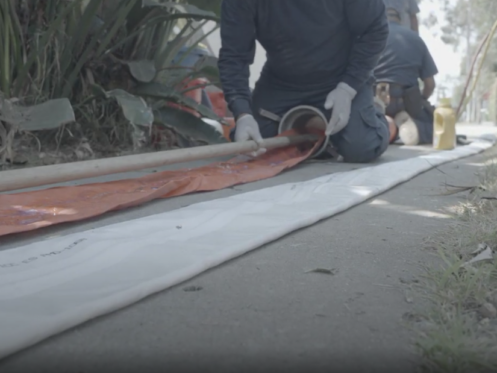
[471,243,489,255]
[183,286,203,292]
[464,247,493,266]
[0,97,75,131]
[479,303,497,319]
[400,276,419,285]
[306,268,338,276]
[402,312,425,322]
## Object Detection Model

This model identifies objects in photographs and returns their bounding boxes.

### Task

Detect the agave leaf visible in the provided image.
[183,0,222,17]
[109,10,218,60]
[90,83,107,98]
[133,82,224,122]
[157,33,195,73]
[58,0,103,81]
[0,98,75,132]
[128,0,218,39]
[157,11,219,23]
[155,21,193,70]
[194,55,219,79]
[125,0,155,32]
[154,106,227,145]
[61,0,138,97]
[177,94,224,122]
[106,89,154,127]
[142,0,217,18]
[174,54,221,88]
[13,1,78,96]
[89,15,105,35]
[133,82,176,100]
[124,60,157,83]
[161,20,219,70]
[93,0,137,57]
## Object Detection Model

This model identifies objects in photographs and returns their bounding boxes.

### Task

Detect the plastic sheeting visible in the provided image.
[0,138,494,360]
[0,135,321,237]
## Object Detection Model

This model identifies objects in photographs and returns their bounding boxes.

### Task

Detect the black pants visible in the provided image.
[248,80,390,164]
[385,85,434,145]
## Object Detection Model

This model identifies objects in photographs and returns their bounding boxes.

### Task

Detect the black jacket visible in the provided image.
[218,0,389,118]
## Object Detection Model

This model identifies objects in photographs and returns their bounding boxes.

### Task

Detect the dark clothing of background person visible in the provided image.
[374,21,438,144]
[382,0,420,31]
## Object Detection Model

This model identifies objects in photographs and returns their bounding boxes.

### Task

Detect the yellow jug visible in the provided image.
[433,98,457,150]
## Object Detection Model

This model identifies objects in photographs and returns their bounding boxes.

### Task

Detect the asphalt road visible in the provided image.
[1,124,496,372]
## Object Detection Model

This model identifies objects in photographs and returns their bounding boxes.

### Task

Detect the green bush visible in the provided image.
[0,0,226,164]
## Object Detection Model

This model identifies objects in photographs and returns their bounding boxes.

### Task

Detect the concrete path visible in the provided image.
[0,125,496,372]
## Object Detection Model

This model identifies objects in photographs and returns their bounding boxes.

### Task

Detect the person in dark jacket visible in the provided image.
[383,0,420,32]
[374,7,438,145]
[218,0,390,163]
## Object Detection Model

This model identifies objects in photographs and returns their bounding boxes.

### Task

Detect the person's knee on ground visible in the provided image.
[397,115,420,146]
[384,115,398,144]
[335,112,389,163]
[391,109,435,146]
[246,82,390,163]
[329,85,390,164]
[392,110,418,146]
[383,110,421,146]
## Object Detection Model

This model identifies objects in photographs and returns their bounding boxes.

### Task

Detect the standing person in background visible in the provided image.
[383,0,420,32]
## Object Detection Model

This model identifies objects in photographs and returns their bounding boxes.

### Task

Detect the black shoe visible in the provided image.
[456,135,471,146]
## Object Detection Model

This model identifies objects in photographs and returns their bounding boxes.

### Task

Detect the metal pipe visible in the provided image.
[278,105,329,158]
[0,134,319,193]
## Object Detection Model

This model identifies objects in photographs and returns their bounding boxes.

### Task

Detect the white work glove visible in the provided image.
[234,114,266,157]
[324,82,357,136]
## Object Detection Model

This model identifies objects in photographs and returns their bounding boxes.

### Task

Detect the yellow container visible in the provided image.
[433,98,457,150]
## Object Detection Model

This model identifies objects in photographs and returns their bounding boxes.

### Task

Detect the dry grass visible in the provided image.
[413,154,497,373]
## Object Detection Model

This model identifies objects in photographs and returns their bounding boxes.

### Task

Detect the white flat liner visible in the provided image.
[0,138,494,360]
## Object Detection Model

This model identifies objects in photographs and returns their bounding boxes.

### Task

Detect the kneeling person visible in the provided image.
[218,0,391,163]
[374,7,438,146]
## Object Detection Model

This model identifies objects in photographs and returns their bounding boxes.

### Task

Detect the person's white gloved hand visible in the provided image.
[234,114,266,157]
[324,82,357,136]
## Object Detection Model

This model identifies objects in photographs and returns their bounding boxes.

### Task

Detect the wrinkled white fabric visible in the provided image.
[0,137,494,360]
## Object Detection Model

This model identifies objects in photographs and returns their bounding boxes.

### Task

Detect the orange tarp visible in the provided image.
[0,134,323,237]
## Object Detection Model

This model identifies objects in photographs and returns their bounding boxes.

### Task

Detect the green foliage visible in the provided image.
[422,0,497,120]
[0,0,226,164]
[154,105,227,144]
[0,98,76,132]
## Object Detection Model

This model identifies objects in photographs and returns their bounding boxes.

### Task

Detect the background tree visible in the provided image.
[421,0,497,122]
[0,0,227,167]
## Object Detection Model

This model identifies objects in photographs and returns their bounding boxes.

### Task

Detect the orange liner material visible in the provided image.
[0,134,322,237]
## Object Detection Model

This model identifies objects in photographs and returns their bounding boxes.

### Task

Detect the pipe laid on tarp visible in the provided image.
[0,131,324,237]
[0,134,320,193]
[278,105,329,158]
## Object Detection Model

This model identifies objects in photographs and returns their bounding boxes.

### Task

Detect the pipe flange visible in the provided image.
[278,105,329,158]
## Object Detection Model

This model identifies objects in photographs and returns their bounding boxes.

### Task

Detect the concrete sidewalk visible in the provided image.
[0,125,496,372]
